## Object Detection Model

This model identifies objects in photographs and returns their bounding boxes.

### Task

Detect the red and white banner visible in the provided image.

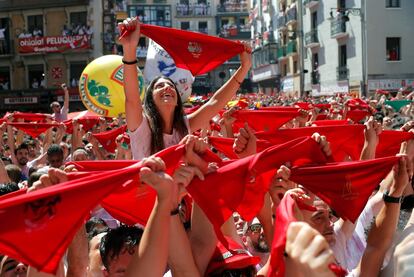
[18,35,91,53]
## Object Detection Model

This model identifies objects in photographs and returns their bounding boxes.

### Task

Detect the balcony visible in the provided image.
[331,17,348,39]
[0,39,14,56]
[277,46,287,60]
[303,0,319,9]
[311,71,320,85]
[0,0,88,11]
[286,40,297,56]
[252,42,277,70]
[277,14,287,31]
[286,5,297,25]
[304,30,319,48]
[216,2,249,13]
[218,25,250,39]
[337,66,349,80]
[176,4,211,17]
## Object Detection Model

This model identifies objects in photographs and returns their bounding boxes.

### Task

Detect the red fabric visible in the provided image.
[208,136,272,159]
[184,105,201,115]
[315,114,328,120]
[206,236,261,274]
[187,137,327,240]
[140,24,244,75]
[314,104,331,110]
[260,106,300,112]
[63,117,101,134]
[232,110,299,133]
[255,125,365,161]
[5,112,49,123]
[345,109,370,122]
[346,98,370,110]
[0,163,142,273]
[7,122,61,138]
[376,130,414,158]
[290,156,399,222]
[92,125,127,153]
[312,120,350,126]
[267,195,346,277]
[294,102,312,110]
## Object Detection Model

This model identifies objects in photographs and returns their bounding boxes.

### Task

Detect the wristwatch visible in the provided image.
[383,190,403,204]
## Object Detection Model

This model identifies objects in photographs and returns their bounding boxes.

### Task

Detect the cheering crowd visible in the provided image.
[1,17,414,277]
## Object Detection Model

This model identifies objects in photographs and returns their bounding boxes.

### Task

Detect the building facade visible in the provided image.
[302,0,414,97]
[0,0,103,113]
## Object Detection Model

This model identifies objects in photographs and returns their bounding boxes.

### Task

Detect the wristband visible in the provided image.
[122,58,138,65]
[170,206,180,216]
[233,77,242,86]
[383,190,403,204]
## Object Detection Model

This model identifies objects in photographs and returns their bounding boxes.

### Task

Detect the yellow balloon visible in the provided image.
[78,55,145,117]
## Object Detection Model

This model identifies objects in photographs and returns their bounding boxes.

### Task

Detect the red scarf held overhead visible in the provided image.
[255,125,365,161]
[187,137,327,242]
[4,112,49,122]
[346,98,370,110]
[312,120,350,126]
[345,109,370,123]
[232,110,299,133]
[140,24,244,75]
[376,130,414,158]
[290,156,399,222]
[63,117,101,134]
[267,195,346,277]
[0,163,142,274]
[208,136,272,160]
[294,102,312,110]
[7,122,61,138]
[259,106,300,112]
[92,125,128,153]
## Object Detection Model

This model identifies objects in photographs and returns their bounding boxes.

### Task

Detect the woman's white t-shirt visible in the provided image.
[130,114,190,160]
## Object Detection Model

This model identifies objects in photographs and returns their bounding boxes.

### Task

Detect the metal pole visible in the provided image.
[297,0,305,98]
[361,0,367,97]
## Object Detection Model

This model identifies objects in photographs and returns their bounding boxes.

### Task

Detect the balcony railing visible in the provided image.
[277,46,286,59]
[303,0,319,8]
[304,30,319,47]
[176,4,211,16]
[0,0,88,11]
[252,42,278,69]
[286,6,297,24]
[331,17,347,38]
[311,71,320,84]
[286,40,297,55]
[0,39,14,56]
[277,14,287,30]
[219,25,250,39]
[337,66,349,80]
[217,2,249,13]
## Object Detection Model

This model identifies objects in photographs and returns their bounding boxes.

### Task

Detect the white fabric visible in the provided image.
[130,113,190,160]
[332,201,374,272]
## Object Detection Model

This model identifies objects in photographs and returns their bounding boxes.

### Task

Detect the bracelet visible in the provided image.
[383,190,403,204]
[170,206,180,216]
[122,58,138,65]
[233,77,242,86]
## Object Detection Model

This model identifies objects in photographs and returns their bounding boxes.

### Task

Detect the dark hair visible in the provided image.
[211,266,257,277]
[143,76,188,154]
[86,217,109,240]
[5,164,22,184]
[0,182,19,196]
[47,144,64,156]
[14,142,29,156]
[28,171,45,188]
[99,225,144,270]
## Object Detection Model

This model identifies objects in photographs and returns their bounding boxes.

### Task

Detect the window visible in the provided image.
[386,37,401,61]
[386,0,400,8]
[312,53,319,70]
[198,21,208,33]
[0,18,11,55]
[293,60,298,73]
[339,44,347,66]
[0,66,10,90]
[129,6,172,27]
[180,22,190,30]
[70,62,87,88]
[70,12,87,26]
[283,64,287,76]
[311,12,317,29]
[338,0,346,9]
[27,64,44,89]
[27,15,43,36]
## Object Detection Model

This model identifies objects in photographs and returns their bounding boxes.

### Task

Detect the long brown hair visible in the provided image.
[143,76,188,154]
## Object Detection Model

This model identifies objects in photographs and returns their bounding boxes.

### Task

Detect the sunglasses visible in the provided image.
[248,224,262,233]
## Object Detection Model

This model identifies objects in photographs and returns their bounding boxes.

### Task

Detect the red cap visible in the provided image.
[206,236,260,275]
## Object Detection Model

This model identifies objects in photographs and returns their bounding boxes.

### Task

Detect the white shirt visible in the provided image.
[130,113,190,160]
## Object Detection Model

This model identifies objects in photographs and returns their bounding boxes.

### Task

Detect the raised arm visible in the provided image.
[118,17,143,131]
[61,84,69,114]
[360,116,381,161]
[188,44,252,132]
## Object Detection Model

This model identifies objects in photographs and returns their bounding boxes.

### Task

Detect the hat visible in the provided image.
[242,217,261,235]
[206,236,260,275]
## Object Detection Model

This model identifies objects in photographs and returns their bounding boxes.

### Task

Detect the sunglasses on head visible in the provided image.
[248,224,262,233]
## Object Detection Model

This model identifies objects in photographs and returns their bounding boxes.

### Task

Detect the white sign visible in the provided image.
[281,77,294,92]
[368,79,414,91]
[5,97,38,104]
[144,39,194,102]
[312,82,349,96]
